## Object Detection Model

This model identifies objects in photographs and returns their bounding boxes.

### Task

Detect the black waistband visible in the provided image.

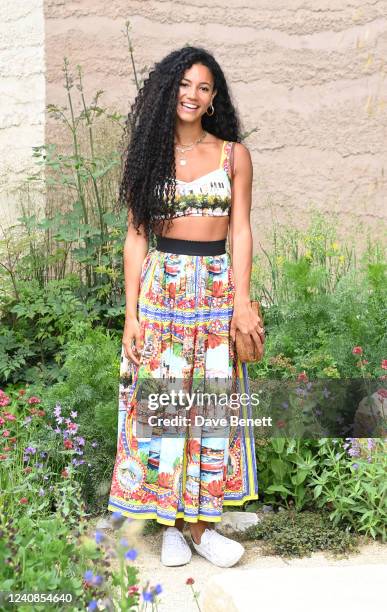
[155,235,226,256]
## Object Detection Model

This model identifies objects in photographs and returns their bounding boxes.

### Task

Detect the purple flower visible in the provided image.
[352,463,359,470]
[76,436,85,446]
[367,438,376,450]
[92,575,103,586]
[125,548,138,561]
[91,441,98,448]
[70,411,78,419]
[95,531,105,544]
[54,404,62,417]
[39,488,45,496]
[120,537,129,548]
[84,570,93,582]
[142,591,154,603]
[87,601,98,611]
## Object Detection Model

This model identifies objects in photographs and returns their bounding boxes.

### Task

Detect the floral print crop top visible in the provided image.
[156,140,234,220]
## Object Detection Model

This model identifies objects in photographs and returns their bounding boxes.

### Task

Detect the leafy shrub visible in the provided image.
[0,277,101,385]
[310,438,386,540]
[255,438,320,510]
[240,509,359,557]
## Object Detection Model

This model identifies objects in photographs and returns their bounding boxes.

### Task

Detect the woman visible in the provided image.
[108,46,264,568]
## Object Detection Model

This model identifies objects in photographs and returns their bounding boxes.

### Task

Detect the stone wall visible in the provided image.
[0,0,45,228]
[6,1,387,249]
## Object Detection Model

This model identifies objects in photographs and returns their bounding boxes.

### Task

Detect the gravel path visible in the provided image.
[88,516,387,612]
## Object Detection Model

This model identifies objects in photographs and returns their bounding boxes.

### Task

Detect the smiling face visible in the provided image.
[176,63,217,122]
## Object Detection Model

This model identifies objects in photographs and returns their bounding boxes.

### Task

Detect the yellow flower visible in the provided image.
[331,242,340,251]
[305,250,312,260]
[339,255,345,263]
[276,256,284,266]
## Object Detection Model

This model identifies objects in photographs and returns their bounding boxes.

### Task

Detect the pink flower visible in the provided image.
[19,497,28,504]
[381,359,387,370]
[27,396,41,404]
[352,346,363,355]
[2,430,10,437]
[4,413,16,421]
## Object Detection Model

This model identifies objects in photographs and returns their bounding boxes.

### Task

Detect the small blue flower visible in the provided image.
[352,463,359,470]
[120,537,129,548]
[92,575,103,586]
[87,601,98,611]
[143,591,154,602]
[153,583,162,595]
[84,570,94,582]
[125,548,138,561]
[95,531,105,544]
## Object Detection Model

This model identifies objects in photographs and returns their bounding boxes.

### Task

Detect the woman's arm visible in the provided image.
[228,143,263,347]
[122,209,149,364]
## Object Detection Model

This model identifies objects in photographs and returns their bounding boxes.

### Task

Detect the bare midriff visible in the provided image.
[152,216,229,241]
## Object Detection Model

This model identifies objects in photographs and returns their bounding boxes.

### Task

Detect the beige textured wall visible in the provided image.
[0,0,45,228]
[44,1,387,250]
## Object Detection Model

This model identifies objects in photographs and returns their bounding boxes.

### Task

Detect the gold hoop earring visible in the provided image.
[206,103,215,117]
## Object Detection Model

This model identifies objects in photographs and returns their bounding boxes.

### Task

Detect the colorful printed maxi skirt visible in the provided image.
[108,236,258,526]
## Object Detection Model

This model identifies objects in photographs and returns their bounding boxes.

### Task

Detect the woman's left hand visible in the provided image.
[230,299,265,347]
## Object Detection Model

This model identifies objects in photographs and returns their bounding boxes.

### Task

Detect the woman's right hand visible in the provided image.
[122,316,143,366]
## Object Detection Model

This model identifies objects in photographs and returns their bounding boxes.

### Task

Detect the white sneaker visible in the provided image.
[161,527,192,566]
[190,528,245,568]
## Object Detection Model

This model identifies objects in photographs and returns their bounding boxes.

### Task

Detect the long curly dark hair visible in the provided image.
[118,45,243,238]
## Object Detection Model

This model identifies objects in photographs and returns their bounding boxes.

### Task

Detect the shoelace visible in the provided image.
[164,529,189,552]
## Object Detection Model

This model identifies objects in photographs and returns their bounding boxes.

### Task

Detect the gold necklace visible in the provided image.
[175,130,207,166]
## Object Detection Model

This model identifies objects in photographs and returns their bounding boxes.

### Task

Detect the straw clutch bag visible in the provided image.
[235,300,265,363]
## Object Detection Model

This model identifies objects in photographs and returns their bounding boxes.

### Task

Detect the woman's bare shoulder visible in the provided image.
[233,141,252,164]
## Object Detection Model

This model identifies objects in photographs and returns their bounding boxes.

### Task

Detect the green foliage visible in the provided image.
[249,212,386,380]
[255,438,320,510]
[0,505,91,610]
[255,437,387,541]
[0,277,101,385]
[41,324,121,509]
[240,509,359,557]
[310,438,387,540]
